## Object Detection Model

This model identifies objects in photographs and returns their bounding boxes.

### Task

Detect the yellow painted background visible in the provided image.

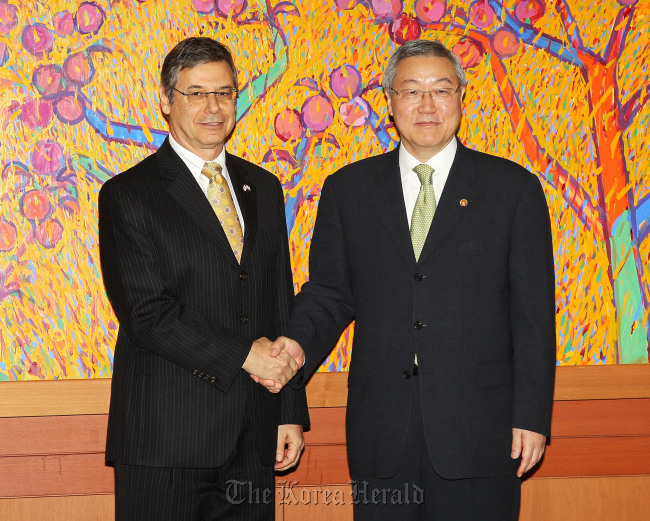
[0,0,648,380]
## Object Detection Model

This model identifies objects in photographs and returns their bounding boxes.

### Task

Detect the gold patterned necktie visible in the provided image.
[201,161,244,262]
[410,163,436,262]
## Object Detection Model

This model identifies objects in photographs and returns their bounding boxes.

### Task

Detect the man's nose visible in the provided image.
[204,93,222,112]
[418,91,438,112]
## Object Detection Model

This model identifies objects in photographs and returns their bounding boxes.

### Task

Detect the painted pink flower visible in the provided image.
[301,95,335,132]
[415,0,445,24]
[21,23,54,56]
[0,1,18,33]
[0,220,17,251]
[469,1,496,29]
[75,2,105,35]
[63,52,94,85]
[21,190,52,221]
[33,64,65,95]
[452,38,484,70]
[0,40,8,66]
[32,141,64,175]
[275,109,304,141]
[492,28,520,58]
[334,0,361,9]
[191,0,215,14]
[370,0,402,22]
[54,11,75,36]
[36,219,64,248]
[389,13,422,44]
[21,98,54,129]
[330,65,362,99]
[339,98,370,127]
[216,0,246,18]
[54,93,86,124]
[514,0,545,25]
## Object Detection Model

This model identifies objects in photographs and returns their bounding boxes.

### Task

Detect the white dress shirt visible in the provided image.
[169,135,245,234]
[399,138,457,229]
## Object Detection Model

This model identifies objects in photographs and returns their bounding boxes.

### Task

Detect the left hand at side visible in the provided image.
[275,424,304,471]
[511,428,546,477]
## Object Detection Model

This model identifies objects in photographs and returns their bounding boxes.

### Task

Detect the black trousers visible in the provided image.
[351,374,521,521]
[114,414,275,521]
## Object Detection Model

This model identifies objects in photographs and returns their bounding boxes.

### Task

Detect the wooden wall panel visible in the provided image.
[520,475,650,521]
[2,365,649,417]
[551,398,650,437]
[0,495,114,521]
[281,445,350,486]
[553,365,650,400]
[1,365,649,520]
[530,436,650,478]
[284,399,650,484]
[305,372,349,408]
[0,453,112,498]
[0,415,107,457]
[303,407,346,445]
[2,477,649,521]
[0,379,111,418]
[280,486,353,521]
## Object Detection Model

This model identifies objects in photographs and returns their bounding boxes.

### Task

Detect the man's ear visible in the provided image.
[160,85,171,117]
[386,91,394,118]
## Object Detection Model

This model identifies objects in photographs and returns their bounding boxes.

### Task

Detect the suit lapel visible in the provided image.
[226,153,258,265]
[372,148,418,269]
[417,141,479,263]
[156,140,239,265]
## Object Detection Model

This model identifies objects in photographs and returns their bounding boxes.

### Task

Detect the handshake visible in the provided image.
[243,336,304,393]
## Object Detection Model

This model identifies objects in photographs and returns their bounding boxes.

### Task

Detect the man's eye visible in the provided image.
[214,91,229,97]
[434,89,450,95]
[188,91,205,97]
[403,90,420,96]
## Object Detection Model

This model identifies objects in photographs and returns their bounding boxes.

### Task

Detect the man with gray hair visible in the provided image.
[266,39,556,520]
[99,37,309,521]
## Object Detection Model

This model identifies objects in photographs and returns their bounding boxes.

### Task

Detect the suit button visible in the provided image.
[414,273,423,282]
[239,271,248,281]
[403,370,411,379]
[210,376,216,383]
[240,315,249,324]
[414,321,423,330]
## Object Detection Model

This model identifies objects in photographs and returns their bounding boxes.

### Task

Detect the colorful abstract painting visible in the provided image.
[0,0,648,380]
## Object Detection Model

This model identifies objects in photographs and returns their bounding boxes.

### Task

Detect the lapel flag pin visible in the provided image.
[243,184,251,192]
[460,199,468,206]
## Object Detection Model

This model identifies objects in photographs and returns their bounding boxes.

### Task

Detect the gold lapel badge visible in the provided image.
[460,199,468,207]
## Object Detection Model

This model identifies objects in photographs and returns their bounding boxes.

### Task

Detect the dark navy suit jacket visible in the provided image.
[289,140,555,479]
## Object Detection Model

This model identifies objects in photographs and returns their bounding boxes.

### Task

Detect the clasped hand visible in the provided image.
[243,337,304,393]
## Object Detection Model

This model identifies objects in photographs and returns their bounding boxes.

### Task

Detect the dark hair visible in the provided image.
[382,39,466,92]
[161,37,238,103]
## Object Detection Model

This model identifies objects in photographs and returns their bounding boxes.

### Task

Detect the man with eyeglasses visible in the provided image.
[98,37,309,521]
[264,39,556,520]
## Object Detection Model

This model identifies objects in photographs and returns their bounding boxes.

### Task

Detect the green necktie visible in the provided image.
[410,164,436,262]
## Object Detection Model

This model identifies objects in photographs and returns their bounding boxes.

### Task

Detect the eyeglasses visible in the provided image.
[173,87,238,104]
[388,86,463,103]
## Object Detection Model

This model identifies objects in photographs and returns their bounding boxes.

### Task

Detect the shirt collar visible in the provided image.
[168,134,227,174]
[399,138,457,180]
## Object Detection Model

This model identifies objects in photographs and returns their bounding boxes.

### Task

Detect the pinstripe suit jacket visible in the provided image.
[99,138,309,468]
